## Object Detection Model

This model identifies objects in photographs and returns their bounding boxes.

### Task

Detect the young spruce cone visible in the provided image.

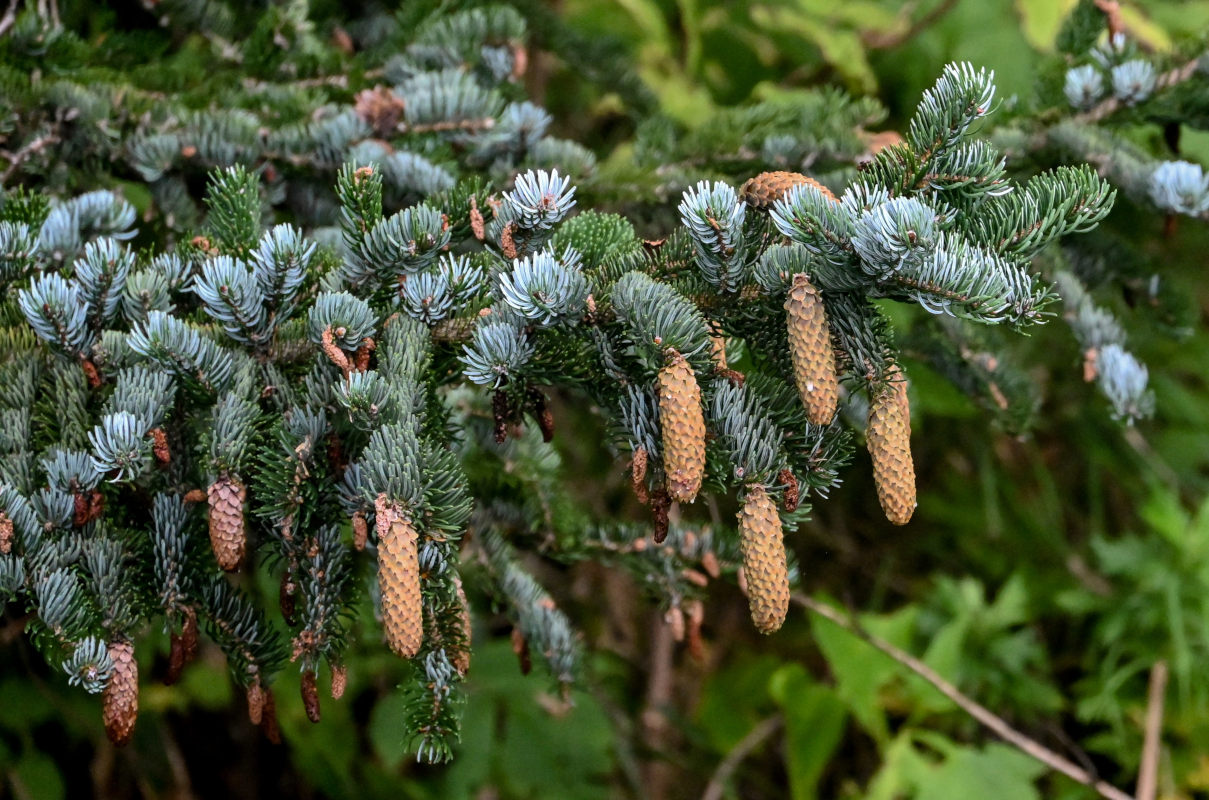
[741,171,836,209]
[738,485,789,634]
[208,474,246,571]
[867,373,916,525]
[375,495,423,659]
[785,273,839,424]
[102,639,139,746]
[658,351,706,503]
[0,512,12,554]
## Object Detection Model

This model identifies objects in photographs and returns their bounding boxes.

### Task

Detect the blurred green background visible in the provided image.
[6,1,1209,798]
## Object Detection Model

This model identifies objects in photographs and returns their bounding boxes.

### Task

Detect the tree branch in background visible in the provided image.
[1136,661,1168,800]
[700,715,783,800]
[791,593,1136,800]
[862,0,960,50]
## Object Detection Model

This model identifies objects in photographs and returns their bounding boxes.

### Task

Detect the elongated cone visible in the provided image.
[103,639,138,746]
[741,171,836,209]
[785,273,839,424]
[867,373,916,525]
[658,351,706,503]
[452,575,472,676]
[375,495,423,658]
[208,474,246,571]
[738,484,789,634]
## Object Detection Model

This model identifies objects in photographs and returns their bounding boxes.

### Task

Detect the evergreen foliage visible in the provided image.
[1,1,1207,797]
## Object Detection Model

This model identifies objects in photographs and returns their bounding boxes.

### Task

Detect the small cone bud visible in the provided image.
[631,447,649,505]
[738,485,789,634]
[511,627,532,675]
[375,495,423,659]
[786,274,839,425]
[651,488,670,544]
[301,670,321,723]
[280,570,297,626]
[102,640,139,746]
[352,511,369,551]
[741,171,836,210]
[452,576,472,676]
[657,351,706,503]
[778,468,800,512]
[867,373,916,525]
[0,512,12,554]
[150,427,170,465]
[207,474,246,571]
[260,688,281,744]
[247,679,265,725]
[165,606,198,686]
[331,664,348,700]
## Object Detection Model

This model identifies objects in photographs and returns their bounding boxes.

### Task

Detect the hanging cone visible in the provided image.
[102,639,139,746]
[452,575,472,676]
[738,485,789,634]
[657,351,706,503]
[785,274,839,424]
[375,495,423,659]
[867,371,916,525]
[301,669,321,723]
[207,474,246,571]
[740,171,836,210]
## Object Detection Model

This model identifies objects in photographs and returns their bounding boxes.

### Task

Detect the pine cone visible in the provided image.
[375,495,423,659]
[208,474,246,571]
[301,669,321,723]
[658,351,706,503]
[330,664,348,700]
[102,639,139,746]
[738,484,789,634]
[785,273,839,424]
[867,373,916,525]
[741,171,837,210]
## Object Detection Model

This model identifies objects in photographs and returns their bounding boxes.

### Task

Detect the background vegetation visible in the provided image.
[3,1,1209,798]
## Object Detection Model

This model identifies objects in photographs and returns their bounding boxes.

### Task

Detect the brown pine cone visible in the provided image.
[785,273,839,424]
[0,512,12,555]
[375,495,423,659]
[452,575,472,676]
[867,372,916,525]
[207,474,246,571]
[741,171,837,210]
[102,639,139,746]
[738,485,789,634]
[657,351,706,504]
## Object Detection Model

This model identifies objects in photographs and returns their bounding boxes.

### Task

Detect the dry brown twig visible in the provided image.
[700,715,783,800]
[1135,660,1168,800]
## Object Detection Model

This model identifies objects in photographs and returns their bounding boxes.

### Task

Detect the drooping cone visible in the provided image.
[208,474,246,571]
[785,273,839,424]
[657,351,706,504]
[452,575,472,676]
[102,639,139,746]
[867,372,916,525]
[375,494,423,659]
[741,171,837,210]
[738,484,789,634]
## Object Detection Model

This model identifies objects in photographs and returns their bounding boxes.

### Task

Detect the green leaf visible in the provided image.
[810,603,917,742]
[917,742,1046,800]
[369,691,412,770]
[1016,0,1078,50]
[769,664,848,800]
[11,751,65,800]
